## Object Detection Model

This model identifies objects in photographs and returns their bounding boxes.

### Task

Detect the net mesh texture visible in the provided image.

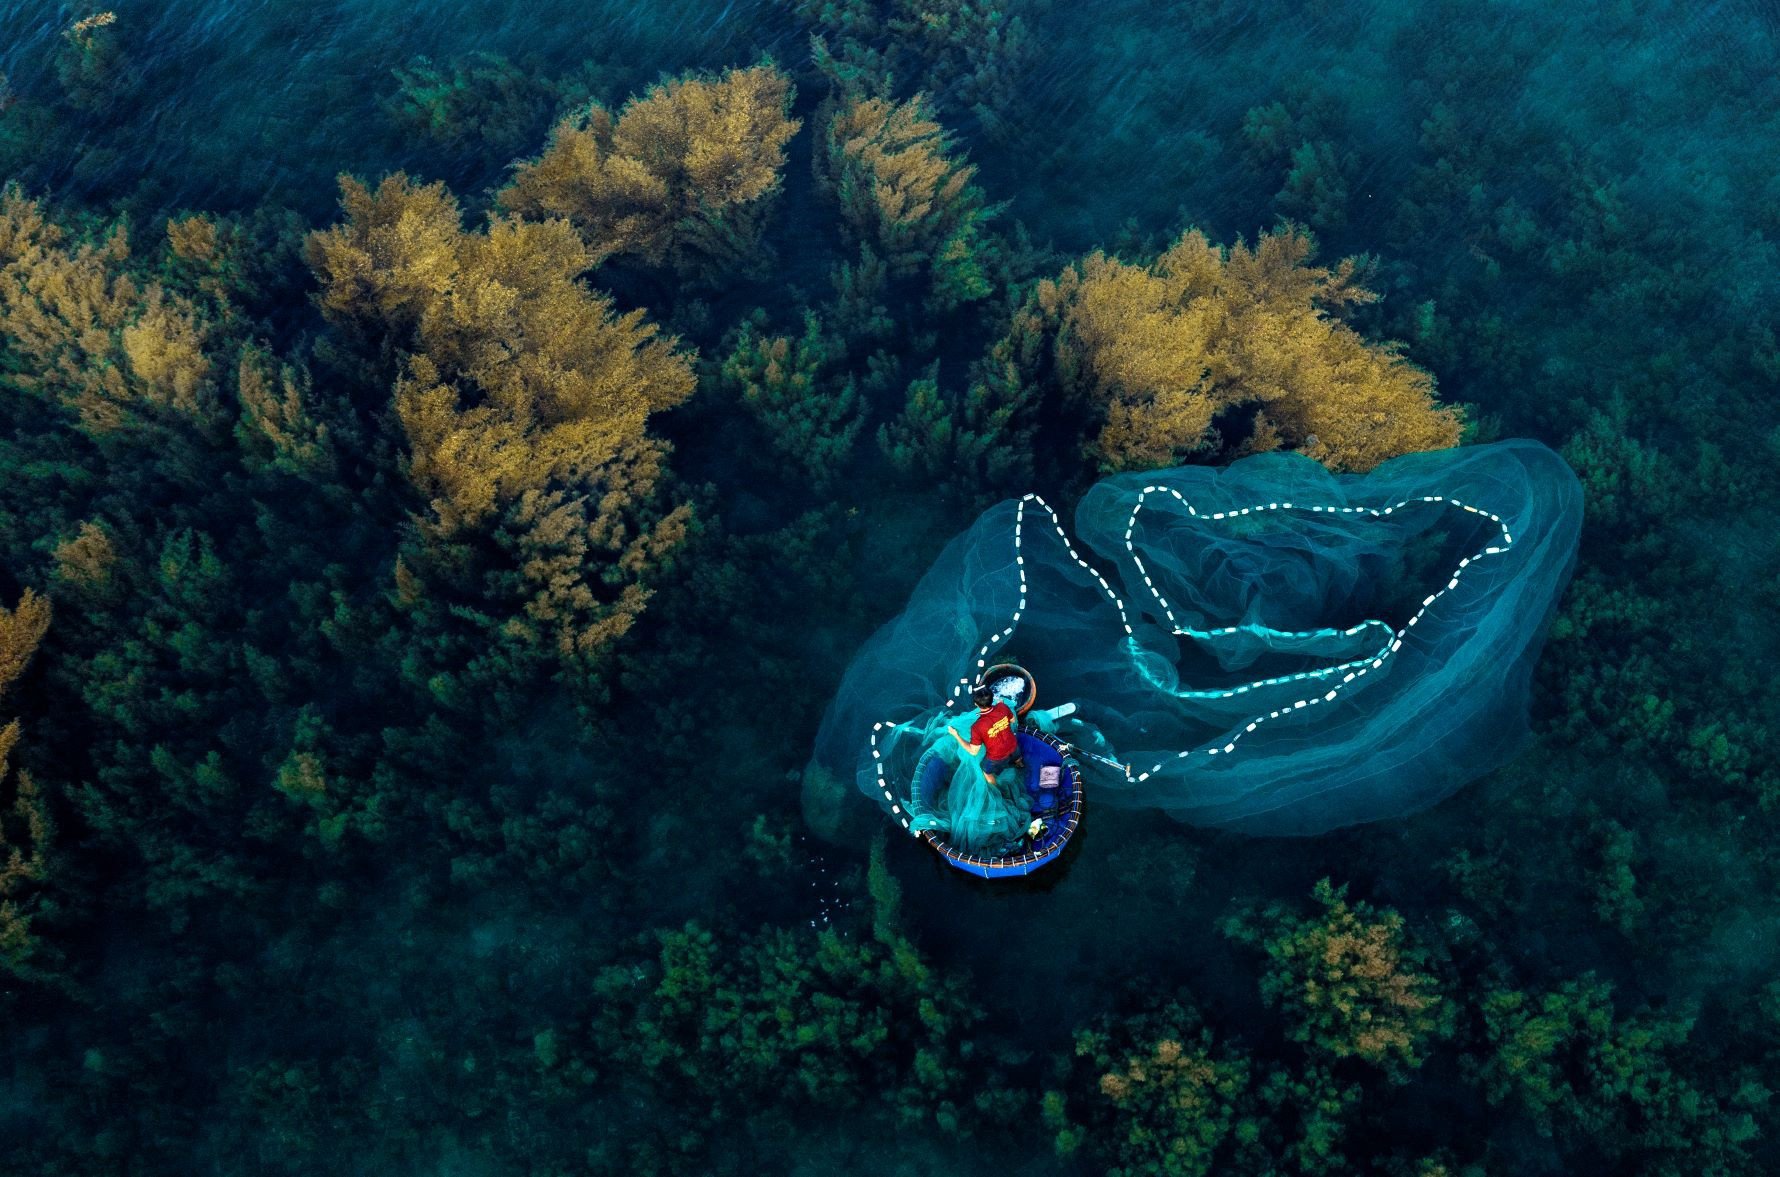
[808,439,1583,841]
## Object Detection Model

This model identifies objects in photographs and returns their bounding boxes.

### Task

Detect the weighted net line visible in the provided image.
[865,486,1514,834]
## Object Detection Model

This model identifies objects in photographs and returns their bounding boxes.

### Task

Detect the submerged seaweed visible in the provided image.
[1,1,1779,1174]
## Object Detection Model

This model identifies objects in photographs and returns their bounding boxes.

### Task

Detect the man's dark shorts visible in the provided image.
[983,751,1026,780]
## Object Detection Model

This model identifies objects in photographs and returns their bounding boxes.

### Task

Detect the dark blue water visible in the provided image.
[3,1,1778,1173]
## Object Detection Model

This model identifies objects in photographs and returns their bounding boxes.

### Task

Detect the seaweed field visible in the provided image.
[2,1,1779,1173]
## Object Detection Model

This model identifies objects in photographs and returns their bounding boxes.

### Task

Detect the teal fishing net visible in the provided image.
[906,738,1032,854]
[896,689,1070,856]
[808,439,1583,839]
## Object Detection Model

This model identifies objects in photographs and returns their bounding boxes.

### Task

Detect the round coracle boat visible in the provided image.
[909,725,1084,879]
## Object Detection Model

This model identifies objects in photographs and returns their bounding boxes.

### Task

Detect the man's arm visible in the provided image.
[946,726,981,755]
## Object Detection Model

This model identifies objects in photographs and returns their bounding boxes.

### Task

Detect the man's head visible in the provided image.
[971,685,994,709]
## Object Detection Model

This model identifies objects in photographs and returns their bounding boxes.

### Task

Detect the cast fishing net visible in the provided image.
[807,439,1583,839]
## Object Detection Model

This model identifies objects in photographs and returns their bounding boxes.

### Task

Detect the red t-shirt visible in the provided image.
[969,702,1018,760]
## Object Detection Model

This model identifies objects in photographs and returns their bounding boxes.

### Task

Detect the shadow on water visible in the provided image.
[883,780,1284,1052]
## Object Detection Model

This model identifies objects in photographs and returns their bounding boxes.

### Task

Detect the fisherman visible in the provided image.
[947,683,1027,784]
